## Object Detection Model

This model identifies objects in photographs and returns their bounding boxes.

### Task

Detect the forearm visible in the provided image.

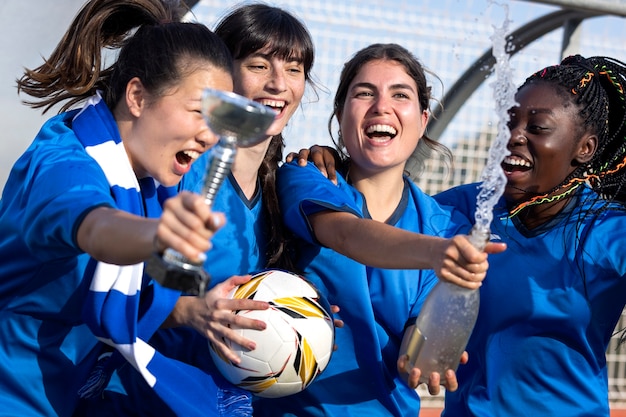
[77,206,157,265]
[310,211,446,270]
[162,295,194,328]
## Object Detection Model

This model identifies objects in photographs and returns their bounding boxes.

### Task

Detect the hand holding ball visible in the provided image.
[209,269,335,398]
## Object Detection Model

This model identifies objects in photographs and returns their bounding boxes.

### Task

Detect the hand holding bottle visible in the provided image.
[397,338,469,391]
[430,235,506,289]
[397,234,506,387]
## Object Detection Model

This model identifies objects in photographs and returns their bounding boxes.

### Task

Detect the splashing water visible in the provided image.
[468,2,517,250]
[407,2,519,384]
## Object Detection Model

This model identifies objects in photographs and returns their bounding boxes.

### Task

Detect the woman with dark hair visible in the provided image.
[191,1,316,279]
[0,0,272,416]
[256,43,505,416]
[417,55,626,416]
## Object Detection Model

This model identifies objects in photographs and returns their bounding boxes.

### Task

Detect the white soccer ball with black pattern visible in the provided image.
[209,269,335,398]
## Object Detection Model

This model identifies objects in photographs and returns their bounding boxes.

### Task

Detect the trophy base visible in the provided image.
[145,253,210,296]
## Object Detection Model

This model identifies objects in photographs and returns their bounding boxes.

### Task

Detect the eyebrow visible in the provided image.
[351,82,415,92]
[510,107,554,116]
[244,51,303,64]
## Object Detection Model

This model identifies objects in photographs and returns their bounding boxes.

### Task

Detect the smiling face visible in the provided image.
[233,48,306,138]
[124,65,233,187]
[339,59,428,177]
[502,81,596,206]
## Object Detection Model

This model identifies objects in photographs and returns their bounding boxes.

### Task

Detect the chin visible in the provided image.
[268,116,290,136]
[266,125,286,138]
[503,189,525,204]
[157,174,182,188]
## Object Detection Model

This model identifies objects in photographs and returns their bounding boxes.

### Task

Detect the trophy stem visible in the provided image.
[202,138,237,208]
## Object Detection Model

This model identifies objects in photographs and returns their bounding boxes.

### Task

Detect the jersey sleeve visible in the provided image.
[277,161,362,244]
[586,209,626,279]
[11,125,116,260]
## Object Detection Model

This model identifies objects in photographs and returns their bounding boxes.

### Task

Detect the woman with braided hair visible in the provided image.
[417,55,626,416]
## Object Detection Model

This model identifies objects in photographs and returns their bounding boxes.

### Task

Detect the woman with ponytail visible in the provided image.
[0,1,268,416]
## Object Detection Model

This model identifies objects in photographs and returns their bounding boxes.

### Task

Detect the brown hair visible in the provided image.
[17,0,232,113]
[215,4,316,270]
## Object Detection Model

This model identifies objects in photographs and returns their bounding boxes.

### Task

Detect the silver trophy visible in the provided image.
[147,88,276,295]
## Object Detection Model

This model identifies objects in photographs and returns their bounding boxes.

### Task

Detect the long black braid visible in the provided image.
[509,55,626,216]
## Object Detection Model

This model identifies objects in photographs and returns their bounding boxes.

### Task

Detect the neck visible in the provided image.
[512,194,574,230]
[232,137,272,199]
[350,166,405,222]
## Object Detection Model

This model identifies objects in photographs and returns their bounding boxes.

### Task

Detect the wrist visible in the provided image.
[163,296,190,328]
[153,234,165,255]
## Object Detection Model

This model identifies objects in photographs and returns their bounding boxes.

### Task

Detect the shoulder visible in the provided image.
[6,110,113,207]
[433,183,483,216]
[434,183,481,203]
[401,180,472,235]
[277,161,357,205]
[14,111,102,181]
[277,160,335,183]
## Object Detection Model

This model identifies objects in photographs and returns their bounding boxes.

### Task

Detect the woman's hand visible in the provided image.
[397,350,469,393]
[431,235,506,289]
[329,304,344,351]
[165,275,269,364]
[154,191,226,264]
[285,145,341,185]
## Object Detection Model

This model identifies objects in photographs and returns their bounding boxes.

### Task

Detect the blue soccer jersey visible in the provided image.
[148,169,269,367]
[0,108,175,417]
[254,161,471,417]
[184,154,269,282]
[435,183,626,417]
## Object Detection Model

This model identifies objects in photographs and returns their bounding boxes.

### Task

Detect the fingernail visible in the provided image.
[212,213,223,228]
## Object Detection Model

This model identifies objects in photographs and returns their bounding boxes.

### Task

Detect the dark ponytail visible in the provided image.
[17,0,232,113]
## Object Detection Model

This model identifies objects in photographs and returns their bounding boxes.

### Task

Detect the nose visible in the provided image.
[266,67,287,93]
[371,95,392,115]
[508,125,527,147]
[198,126,219,149]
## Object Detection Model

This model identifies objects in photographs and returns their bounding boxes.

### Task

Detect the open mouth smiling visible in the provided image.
[365,124,397,142]
[502,155,532,173]
[176,149,201,167]
[259,99,285,115]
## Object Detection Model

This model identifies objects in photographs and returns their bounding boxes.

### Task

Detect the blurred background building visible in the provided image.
[1,0,625,410]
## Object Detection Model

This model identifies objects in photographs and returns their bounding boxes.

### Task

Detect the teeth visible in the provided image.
[182,150,200,160]
[259,99,285,109]
[366,124,397,135]
[503,156,531,167]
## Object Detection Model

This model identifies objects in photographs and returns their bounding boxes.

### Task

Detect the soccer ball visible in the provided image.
[209,269,335,398]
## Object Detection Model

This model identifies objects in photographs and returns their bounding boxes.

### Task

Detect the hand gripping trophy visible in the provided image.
[146,88,276,295]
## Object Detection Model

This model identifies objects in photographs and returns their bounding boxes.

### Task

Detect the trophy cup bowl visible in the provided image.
[202,88,277,147]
